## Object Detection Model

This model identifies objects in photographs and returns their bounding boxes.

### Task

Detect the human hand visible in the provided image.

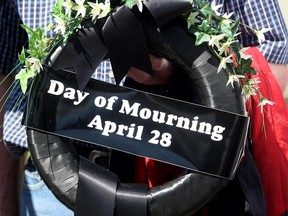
[127,54,174,85]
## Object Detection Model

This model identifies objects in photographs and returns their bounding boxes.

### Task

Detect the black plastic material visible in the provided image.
[27,12,246,216]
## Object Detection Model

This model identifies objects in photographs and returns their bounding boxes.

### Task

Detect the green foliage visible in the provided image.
[11,0,272,108]
[199,3,216,17]
[195,32,210,45]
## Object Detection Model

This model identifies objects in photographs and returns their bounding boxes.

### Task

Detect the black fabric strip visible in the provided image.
[103,5,152,84]
[75,157,148,216]
[75,157,117,216]
[50,0,192,88]
[234,148,267,216]
[115,183,148,216]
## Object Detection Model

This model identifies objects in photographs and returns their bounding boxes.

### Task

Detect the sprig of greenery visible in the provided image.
[14,0,273,112]
[188,0,272,110]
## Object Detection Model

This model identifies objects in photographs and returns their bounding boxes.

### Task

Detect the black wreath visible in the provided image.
[26,1,246,216]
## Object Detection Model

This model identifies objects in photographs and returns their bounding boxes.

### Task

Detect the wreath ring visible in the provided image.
[26,14,246,216]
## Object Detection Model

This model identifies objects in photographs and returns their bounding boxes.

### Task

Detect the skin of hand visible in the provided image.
[268,63,288,94]
[128,55,288,99]
[0,74,24,216]
[127,54,174,85]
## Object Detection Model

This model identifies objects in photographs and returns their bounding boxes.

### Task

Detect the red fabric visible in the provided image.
[134,157,183,188]
[245,47,288,216]
[134,47,288,216]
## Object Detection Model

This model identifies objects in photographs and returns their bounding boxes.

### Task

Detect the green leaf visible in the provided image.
[15,68,36,93]
[198,20,218,35]
[220,23,233,38]
[200,3,216,17]
[235,58,257,75]
[35,27,44,40]
[125,0,135,9]
[229,44,241,63]
[231,13,240,35]
[18,48,27,64]
[194,32,210,45]
[21,24,35,35]
[27,49,40,59]
[52,0,65,17]
[195,0,206,9]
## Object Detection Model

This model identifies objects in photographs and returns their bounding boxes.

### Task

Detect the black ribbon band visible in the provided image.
[102,5,153,84]
[50,0,192,89]
[115,183,148,216]
[75,157,118,216]
[75,157,148,216]
[25,68,248,178]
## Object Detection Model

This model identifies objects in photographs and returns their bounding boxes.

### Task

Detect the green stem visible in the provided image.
[0,62,22,86]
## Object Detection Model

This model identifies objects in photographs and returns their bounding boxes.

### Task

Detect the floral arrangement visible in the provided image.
[10,0,274,110]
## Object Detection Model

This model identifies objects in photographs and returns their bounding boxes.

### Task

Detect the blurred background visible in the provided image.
[279,0,287,25]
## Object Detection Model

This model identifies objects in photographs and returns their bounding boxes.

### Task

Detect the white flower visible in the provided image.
[218,40,237,55]
[132,0,143,12]
[63,0,74,17]
[221,12,233,25]
[226,74,245,88]
[211,0,222,16]
[222,12,233,19]
[248,77,261,85]
[217,54,234,73]
[53,16,66,34]
[73,0,86,17]
[98,0,110,19]
[27,57,43,73]
[241,84,256,100]
[209,34,225,49]
[258,98,274,113]
[255,28,272,44]
[241,77,260,100]
[88,1,101,21]
[187,12,200,28]
[239,47,252,60]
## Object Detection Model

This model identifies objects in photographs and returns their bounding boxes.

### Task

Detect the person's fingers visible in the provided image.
[127,54,174,85]
[127,67,156,84]
[149,55,174,81]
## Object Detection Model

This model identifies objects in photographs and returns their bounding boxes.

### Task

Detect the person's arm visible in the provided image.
[0,75,21,216]
[0,1,28,215]
[267,63,288,92]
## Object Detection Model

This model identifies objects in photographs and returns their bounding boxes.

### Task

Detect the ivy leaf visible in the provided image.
[52,0,65,18]
[15,68,36,93]
[200,3,216,17]
[125,0,135,9]
[20,24,35,35]
[194,32,210,45]
[231,13,240,36]
[229,44,241,63]
[18,48,27,64]
[195,0,206,8]
[235,58,257,75]
[35,27,44,40]
[220,22,233,38]
[198,20,218,35]
[27,49,40,59]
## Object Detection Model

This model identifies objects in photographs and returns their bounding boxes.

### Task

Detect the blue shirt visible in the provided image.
[2,0,288,156]
[213,0,288,64]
